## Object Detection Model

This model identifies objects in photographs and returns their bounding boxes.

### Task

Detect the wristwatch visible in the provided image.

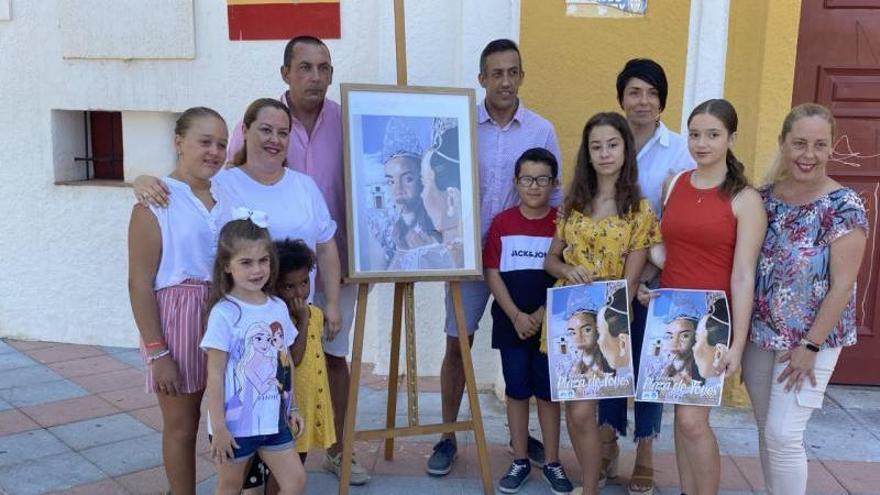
[799,338,821,353]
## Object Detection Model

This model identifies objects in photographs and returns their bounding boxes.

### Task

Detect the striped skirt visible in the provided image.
[142,280,210,394]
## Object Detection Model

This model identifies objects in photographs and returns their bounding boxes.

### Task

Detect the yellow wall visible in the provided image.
[725,0,801,406]
[724,0,803,183]
[521,1,804,408]
[519,1,692,184]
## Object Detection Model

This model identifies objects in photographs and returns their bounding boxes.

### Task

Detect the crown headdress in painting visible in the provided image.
[431,118,459,165]
[381,117,423,164]
[604,282,629,318]
[565,286,601,319]
[663,292,703,324]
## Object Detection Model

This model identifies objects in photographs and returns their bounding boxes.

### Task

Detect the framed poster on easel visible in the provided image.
[337,4,492,495]
[341,83,482,282]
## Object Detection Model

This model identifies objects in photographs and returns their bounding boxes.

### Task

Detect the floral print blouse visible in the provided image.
[751,187,868,350]
[555,199,661,282]
[540,199,661,353]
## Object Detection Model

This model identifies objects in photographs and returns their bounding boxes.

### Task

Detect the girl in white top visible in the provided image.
[201,215,306,495]
[128,107,228,495]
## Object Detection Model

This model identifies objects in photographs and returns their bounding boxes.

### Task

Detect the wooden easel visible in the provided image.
[338,282,493,494]
[337,2,493,494]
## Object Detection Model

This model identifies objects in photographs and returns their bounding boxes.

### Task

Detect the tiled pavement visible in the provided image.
[0,338,879,494]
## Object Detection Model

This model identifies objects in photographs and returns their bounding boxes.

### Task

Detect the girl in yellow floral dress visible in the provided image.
[544,112,661,495]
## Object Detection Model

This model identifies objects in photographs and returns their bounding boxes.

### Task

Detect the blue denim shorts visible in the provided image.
[499,343,552,401]
[444,280,491,337]
[210,423,294,462]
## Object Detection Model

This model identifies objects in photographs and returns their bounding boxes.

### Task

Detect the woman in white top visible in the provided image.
[215,98,342,326]
[135,99,343,332]
[128,107,228,495]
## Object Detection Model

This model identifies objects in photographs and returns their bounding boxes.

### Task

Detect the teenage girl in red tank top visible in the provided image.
[637,99,766,495]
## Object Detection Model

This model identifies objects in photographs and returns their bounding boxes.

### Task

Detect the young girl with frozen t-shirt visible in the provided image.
[201,214,306,495]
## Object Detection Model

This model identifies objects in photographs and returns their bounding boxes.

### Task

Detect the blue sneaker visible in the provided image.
[426,438,457,476]
[498,459,531,493]
[542,462,573,494]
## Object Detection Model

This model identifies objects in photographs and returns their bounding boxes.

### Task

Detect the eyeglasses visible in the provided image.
[516,175,554,187]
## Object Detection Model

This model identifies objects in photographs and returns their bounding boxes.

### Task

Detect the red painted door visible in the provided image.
[792,0,880,385]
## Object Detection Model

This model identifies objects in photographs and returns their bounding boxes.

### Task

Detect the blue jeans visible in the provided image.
[597,300,663,440]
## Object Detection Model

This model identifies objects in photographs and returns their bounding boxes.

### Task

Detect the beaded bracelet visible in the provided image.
[146,349,171,364]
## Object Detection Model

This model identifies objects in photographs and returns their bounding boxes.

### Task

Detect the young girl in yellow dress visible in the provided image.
[243,239,336,493]
[543,112,661,495]
[276,238,336,461]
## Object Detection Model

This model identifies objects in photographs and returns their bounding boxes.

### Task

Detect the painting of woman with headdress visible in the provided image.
[342,84,482,280]
[635,289,730,406]
[372,117,444,268]
[546,280,634,401]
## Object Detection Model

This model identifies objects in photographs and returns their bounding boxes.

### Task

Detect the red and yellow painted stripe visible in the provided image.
[227,0,340,41]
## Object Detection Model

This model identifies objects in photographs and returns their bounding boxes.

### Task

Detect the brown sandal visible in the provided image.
[628,464,655,495]
[598,440,619,487]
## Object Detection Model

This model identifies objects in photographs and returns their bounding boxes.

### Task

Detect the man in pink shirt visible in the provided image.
[227,36,369,486]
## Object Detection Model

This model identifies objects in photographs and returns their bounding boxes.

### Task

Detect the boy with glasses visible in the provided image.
[483,148,573,494]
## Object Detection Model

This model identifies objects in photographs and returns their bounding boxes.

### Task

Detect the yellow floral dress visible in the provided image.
[294,305,336,452]
[540,199,662,353]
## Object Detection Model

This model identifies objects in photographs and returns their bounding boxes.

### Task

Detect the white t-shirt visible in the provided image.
[201,295,298,438]
[637,122,696,213]
[150,177,223,289]
[212,167,337,302]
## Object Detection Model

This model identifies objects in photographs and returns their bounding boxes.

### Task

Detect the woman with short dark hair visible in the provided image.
[598,58,696,495]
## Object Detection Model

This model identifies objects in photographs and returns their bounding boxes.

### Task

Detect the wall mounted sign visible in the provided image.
[227,0,340,40]
[566,0,647,17]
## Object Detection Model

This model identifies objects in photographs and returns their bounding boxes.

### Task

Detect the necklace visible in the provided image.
[690,170,722,204]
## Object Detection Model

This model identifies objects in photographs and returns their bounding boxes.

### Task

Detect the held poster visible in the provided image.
[547,280,634,401]
[636,289,731,407]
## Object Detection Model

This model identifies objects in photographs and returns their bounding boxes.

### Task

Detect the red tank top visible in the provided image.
[660,170,736,296]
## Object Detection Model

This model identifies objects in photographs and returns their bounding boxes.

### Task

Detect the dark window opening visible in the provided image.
[74,111,124,181]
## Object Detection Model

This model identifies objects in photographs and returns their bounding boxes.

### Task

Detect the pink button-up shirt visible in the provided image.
[477,99,562,240]
[228,93,348,273]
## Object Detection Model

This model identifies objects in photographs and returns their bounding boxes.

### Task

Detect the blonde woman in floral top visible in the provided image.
[743,103,868,495]
[544,112,660,495]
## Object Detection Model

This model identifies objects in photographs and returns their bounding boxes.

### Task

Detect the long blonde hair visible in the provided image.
[763,103,836,185]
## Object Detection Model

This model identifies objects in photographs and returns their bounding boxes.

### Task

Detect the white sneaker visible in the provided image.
[323,451,371,485]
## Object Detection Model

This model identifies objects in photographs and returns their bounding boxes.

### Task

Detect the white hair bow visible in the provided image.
[232,207,269,229]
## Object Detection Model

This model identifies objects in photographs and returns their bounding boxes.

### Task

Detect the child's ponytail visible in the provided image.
[721,149,749,198]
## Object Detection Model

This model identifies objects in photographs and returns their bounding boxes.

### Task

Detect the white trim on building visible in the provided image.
[681,0,731,131]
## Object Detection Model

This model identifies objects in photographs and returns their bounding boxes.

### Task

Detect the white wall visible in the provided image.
[0,0,517,388]
[680,0,730,131]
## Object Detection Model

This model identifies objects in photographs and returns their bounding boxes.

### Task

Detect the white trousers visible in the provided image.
[742,341,842,495]
[315,283,360,358]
